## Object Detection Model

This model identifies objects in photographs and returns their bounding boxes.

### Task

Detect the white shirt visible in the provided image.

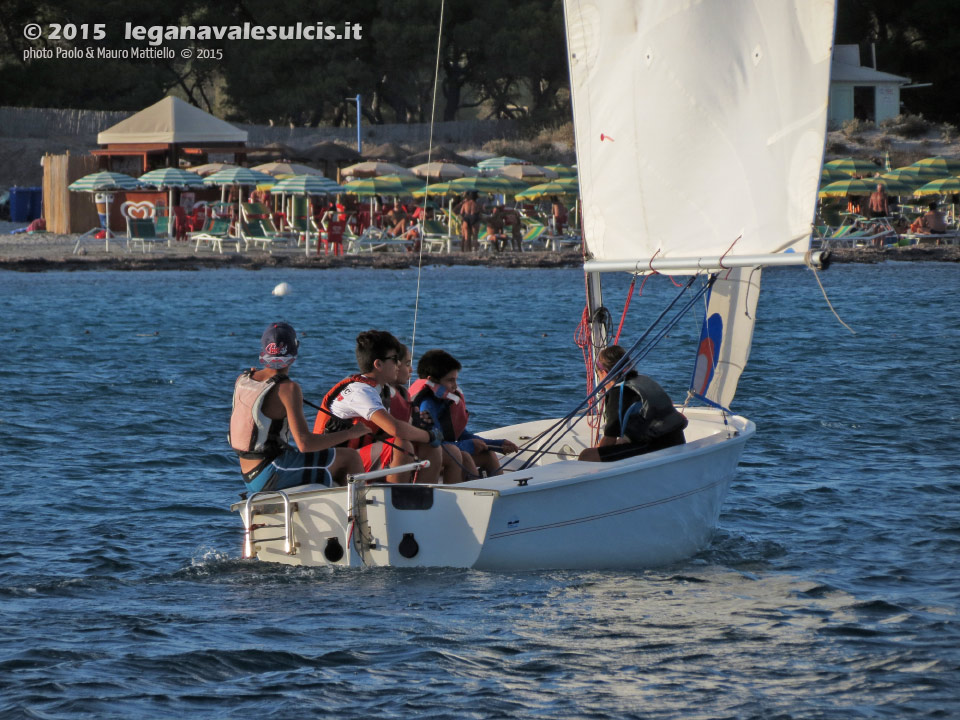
[329,379,385,422]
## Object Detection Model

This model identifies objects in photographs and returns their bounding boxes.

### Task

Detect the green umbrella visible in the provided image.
[68,171,143,244]
[821,167,852,182]
[412,182,454,198]
[138,168,206,227]
[447,176,508,194]
[817,178,875,198]
[482,176,530,195]
[516,181,580,200]
[476,155,527,169]
[271,175,345,256]
[894,164,947,182]
[203,168,276,230]
[913,177,960,197]
[342,176,407,196]
[544,164,577,178]
[378,174,427,194]
[873,175,918,196]
[911,156,960,176]
[823,157,881,177]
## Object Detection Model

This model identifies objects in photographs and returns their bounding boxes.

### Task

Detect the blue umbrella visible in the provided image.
[271,175,345,255]
[139,168,206,224]
[203,168,276,227]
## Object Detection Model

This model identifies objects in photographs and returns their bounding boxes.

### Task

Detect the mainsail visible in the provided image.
[690,267,761,410]
[564,0,835,267]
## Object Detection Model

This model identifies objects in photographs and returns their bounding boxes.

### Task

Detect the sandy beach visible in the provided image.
[1,224,956,272]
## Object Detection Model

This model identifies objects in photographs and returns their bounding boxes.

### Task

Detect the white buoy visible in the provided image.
[272,282,291,297]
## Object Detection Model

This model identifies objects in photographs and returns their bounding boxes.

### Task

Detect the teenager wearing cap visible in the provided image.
[229,322,368,494]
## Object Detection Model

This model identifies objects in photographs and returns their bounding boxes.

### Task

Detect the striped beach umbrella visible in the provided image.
[341,161,414,180]
[447,176,510,194]
[516,181,580,200]
[913,177,960,197]
[823,157,881,177]
[911,156,960,177]
[411,182,453,198]
[68,172,143,243]
[482,176,530,195]
[342,176,407,196]
[494,163,559,183]
[252,162,325,177]
[138,168,206,224]
[874,175,918,196]
[203,168,275,224]
[378,174,427,194]
[821,167,852,182]
[68,171,142,192]
[188,162,239,177]
[271,175,345,256]
[544,164,577,178]
[893,164,947,182]
[817,178,875,198]
[477,155,526,170]
[410,162,478,180]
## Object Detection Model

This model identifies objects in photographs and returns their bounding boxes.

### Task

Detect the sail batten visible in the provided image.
[564,0,836,263]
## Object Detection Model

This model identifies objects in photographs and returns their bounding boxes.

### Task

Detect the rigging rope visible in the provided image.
[410,0,447,361]
[807,258,856,335]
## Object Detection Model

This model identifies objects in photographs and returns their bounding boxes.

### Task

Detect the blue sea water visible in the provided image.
[1,262,958,719]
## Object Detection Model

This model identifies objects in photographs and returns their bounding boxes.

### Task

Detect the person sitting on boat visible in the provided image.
[578,345,687,463]
[229,322,368,494]
[410,349,519,479]
[910,202,947,234]
[313,330,443,484]
[381,344,468,484]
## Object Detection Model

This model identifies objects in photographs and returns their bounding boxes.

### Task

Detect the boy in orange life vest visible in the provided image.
[383,344,470,483]
[314,330,443,483]
[411,350,519,478]
[229,322,368,494]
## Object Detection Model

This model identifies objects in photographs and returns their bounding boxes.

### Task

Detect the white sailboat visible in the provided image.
[231,0,835,570]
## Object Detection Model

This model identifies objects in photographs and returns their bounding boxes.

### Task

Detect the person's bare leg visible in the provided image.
[386,439,416,483]
[439,444,466,484]
[329,448,365,485]
[578,447,601,462]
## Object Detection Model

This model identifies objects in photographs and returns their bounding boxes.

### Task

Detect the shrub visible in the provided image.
[871,133,893,151]
[880,113,931,139]
[940,123,958,143]
[841,118,874,139]
[825,138,848,155]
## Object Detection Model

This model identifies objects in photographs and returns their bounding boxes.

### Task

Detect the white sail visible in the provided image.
[564,0,835,267]
[690,267,761,410]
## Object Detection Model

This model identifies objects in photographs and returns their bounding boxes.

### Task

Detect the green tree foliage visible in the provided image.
[836,0,960,123]
[0,1,954,127]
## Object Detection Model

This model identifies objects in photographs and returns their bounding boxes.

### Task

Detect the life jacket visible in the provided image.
[382,384,411,423]
[618,374,688,445]
[314,374,380,448]
[228,369,291,460]
[409,379,469,442]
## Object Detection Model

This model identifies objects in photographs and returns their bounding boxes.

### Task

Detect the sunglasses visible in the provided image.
[381,355,399,363]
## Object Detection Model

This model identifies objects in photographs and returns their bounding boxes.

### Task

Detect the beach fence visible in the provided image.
[43,152,99,234]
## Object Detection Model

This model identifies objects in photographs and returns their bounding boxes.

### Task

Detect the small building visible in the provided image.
[829,45,911,126]
[93,96,249,173]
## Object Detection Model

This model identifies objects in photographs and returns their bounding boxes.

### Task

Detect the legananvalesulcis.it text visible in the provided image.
[124,21,363,46]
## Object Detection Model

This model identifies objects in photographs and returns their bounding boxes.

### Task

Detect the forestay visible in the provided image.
[564,0,835,269]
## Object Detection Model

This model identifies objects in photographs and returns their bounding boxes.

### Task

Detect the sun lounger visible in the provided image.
[125,217,159,253]
[190,218,238,253]
[345,226,413,253]
[420,219,452,253]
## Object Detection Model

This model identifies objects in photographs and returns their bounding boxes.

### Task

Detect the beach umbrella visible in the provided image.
[516,181,580,200]
[544,164,577,178]
[477,155,527,169]
[493,163,560,183]
[138,168,206,228]
[913,177,960,197]
[817,178,875,198]
[203,168,275,230]
[873,175,918,196]
[341,161,414,180]
[895,164,950,182]
[410,161,478,181]
[823,157,881,177]
[411,182,454,198]
[188,162,239,177]
[911,156,960,177]
[68,171,143,244]
[252,162,325,177]
[271,175,345,256]
[342,176,408,196]
[447,176,510,194]
[404,147,471,167]
[821,167,852,182]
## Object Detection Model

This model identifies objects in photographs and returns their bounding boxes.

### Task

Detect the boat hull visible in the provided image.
[231,408,753,570]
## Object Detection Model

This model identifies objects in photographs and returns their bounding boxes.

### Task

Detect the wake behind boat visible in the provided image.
[232,0,834,570]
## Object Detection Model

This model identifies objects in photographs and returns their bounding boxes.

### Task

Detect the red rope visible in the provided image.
[648,248,683,287]
[613,275,637,345]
